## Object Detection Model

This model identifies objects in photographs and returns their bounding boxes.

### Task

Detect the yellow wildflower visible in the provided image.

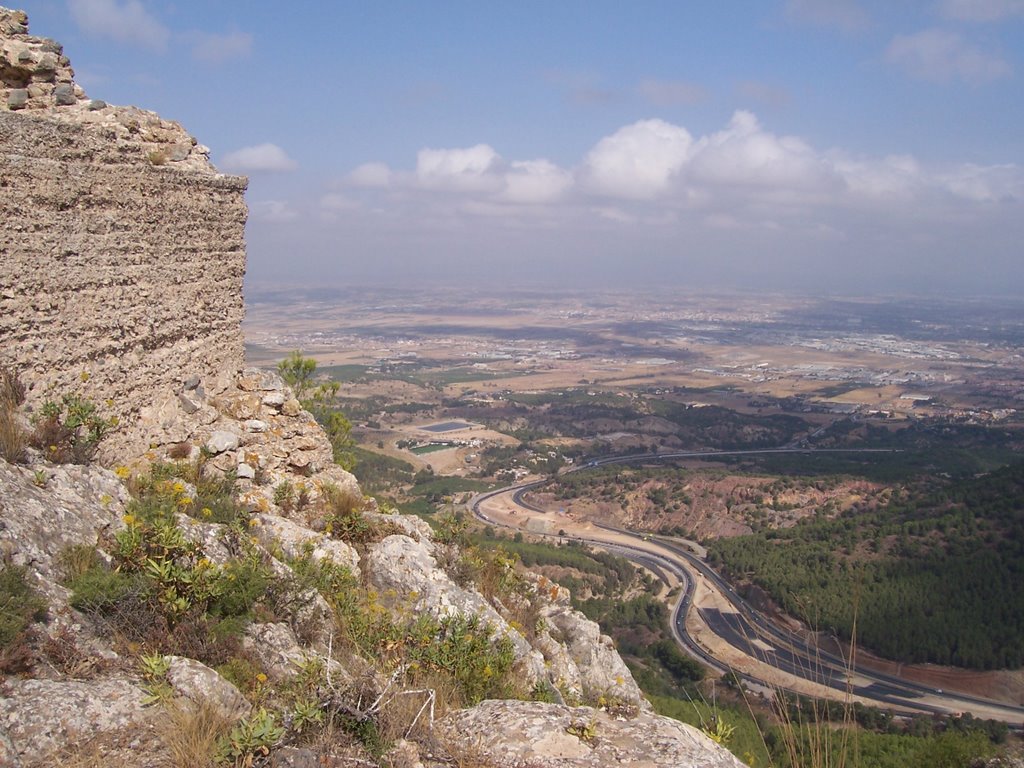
[201,507,213,518]
[122,514,136,526]
[114,466,131,479]
[80,371,90,382]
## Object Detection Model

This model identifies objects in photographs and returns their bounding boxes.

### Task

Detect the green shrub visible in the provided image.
[216,654,266,699]
[406,613,516,705]
[131,459,244,525]
[0,563,47,648]
[67,564,143,613]
[30,393,117,464]
[216,707,283,766]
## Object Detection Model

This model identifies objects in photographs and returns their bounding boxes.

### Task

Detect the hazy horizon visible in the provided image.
[26,1,1024,296]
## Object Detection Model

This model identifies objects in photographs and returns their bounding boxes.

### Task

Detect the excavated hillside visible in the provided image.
[0,8,744,767]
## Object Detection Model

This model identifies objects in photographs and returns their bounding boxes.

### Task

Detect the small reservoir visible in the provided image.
[419,421,476,433]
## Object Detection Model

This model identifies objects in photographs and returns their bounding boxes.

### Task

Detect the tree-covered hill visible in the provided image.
[709,461,1024,669]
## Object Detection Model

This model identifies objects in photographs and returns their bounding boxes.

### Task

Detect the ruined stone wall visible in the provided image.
[0,7,248,461]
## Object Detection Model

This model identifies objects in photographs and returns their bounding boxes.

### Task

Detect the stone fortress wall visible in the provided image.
[0,8,248,460]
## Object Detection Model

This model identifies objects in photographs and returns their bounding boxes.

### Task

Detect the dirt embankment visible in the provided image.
[527,472,888,539]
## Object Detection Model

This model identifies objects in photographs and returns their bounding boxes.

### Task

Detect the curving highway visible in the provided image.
[469,453,1024,727]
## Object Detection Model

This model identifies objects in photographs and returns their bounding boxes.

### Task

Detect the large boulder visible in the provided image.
[0,677,152,767]
[438,699,746,768]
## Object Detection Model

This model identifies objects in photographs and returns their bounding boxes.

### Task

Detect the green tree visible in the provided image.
[277,350,317,400]
[277,352,355,471]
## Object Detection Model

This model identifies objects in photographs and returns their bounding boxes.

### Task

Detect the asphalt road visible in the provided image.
[469,451,1024,726]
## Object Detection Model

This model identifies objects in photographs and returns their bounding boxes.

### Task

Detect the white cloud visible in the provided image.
[687,111,834,191]
[220,143,297,173]
[348,162,393,188]
[416,144,502,191]
[939,0,1024,21]
[886,28,1011,83]
[637,79,706,107]
[784,0,870,32]
[188,30,253,63]
[502,160,573,204]
[338,112,1022,238]
[68,0,169,50]
[830,154,926,201]
[936,163,1023,201]
[582,119,693,199]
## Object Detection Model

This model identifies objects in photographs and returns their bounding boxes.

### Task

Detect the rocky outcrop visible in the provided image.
[437,700,746,768]
[536,582,642,707]
[0,677,152,766]
[135,366,362,516]
[165,656,251,720]
[0,460,127,606]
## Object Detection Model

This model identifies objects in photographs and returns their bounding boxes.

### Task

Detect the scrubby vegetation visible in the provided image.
[0,562,48,673]
[39,459,554,764]
[31,392,118,464]
[63,467,272,668]
[0,368,116,465]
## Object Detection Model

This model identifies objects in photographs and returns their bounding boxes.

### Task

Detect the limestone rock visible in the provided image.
[366,509,431,540]
[1,9,246,465]
[237,368,285,392]
[367,534,548,688]
[542,594,647,709]
[0,677,151,766]
[166,656,250,720]
[206,429,240,454]
[0,461,127,594]
[437,700,747,768]
[252,512,360,575]
[174,513,234,565]
[242,622,349,687]
[7,87,26,108]
[262,391,286,409]
[52,81,74,105]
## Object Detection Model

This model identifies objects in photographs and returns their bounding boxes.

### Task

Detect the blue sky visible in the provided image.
[20,1,1024,295]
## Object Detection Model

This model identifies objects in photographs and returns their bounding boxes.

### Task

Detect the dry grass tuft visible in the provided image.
[160,699,233,768]
[167,441,192,460]
[377,670,462,744]
[0,366,28,464]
